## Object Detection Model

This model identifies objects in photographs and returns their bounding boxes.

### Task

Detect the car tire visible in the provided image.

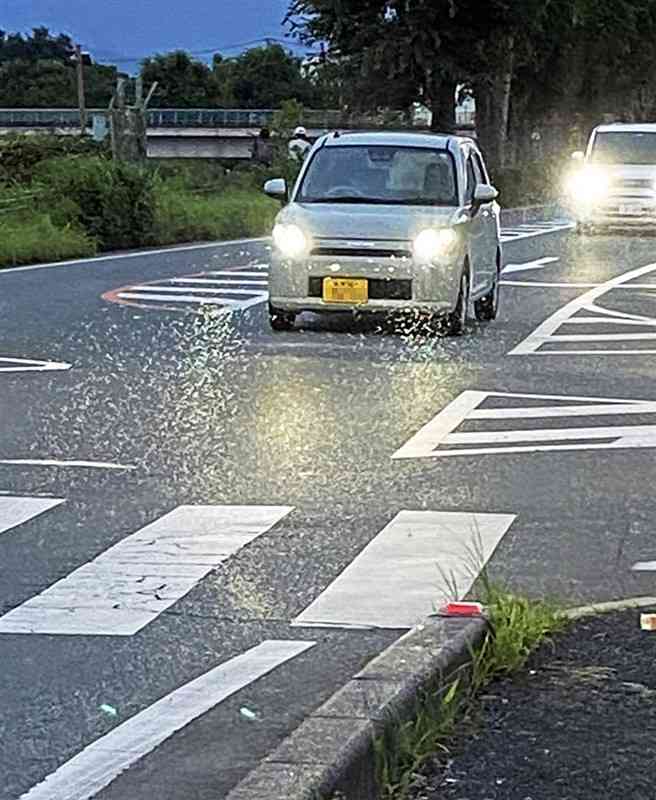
[474,253,500,322]
[269,302,296,332]
[446,269,469,336]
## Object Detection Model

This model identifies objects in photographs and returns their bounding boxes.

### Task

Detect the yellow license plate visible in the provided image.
[322,277,368,304]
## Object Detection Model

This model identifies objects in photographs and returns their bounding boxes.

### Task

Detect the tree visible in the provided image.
[140,51,220,107]
[0,28,118,108]
[213,44,318,108]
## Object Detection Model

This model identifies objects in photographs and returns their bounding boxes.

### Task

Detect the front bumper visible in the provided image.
[268,245,463,315]
[576,195,656,228]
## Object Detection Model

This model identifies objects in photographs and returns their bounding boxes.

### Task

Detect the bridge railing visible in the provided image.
[0,108,476,131]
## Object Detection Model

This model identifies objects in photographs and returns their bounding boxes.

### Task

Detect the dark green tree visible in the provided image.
[140,51,221,107]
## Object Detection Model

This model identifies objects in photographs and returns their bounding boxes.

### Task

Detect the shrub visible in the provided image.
[151,186,278,245]
[0,213,96,267]
[35,156,157,250]
[0,134,107,185]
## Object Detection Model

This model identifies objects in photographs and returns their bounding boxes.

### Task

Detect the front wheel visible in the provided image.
[269,303,297,332]
[446,270,469,336]
[474,258,500,322]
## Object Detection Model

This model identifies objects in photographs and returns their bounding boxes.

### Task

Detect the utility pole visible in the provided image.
[74,44,87,134]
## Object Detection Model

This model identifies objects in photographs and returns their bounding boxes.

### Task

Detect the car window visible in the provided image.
[590,131,656,164]
[465,157,478,204]
[297,144,459,206]
[472,152,488,184]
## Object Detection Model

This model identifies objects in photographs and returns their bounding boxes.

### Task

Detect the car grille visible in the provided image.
[310,246,412,259]
[308,277,412,300]
[611,178,654,191]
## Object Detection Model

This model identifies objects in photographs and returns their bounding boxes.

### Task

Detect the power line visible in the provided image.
[95,36,314,64]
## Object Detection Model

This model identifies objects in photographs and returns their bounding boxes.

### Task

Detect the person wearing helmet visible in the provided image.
[288,126,312,162]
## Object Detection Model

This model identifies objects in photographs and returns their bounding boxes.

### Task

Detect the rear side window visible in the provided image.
[465,158,478,204]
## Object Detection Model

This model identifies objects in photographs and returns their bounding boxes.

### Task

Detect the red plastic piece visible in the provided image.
[440,601,484,617]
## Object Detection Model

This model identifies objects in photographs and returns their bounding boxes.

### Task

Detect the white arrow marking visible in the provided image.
[502,257,559,275]
[0,357,71,373]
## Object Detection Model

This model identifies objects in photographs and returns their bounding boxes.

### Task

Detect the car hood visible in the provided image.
[592,163,656,180]
[278,202,461,242]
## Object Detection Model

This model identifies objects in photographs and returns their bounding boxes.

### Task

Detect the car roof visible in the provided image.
[320,131,472,150]
[594,123,656,134]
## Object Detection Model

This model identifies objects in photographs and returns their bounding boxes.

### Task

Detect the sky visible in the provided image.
[4,0,304,72]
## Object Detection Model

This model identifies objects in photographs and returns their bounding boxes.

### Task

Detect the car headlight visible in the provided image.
[564,167,610,202]
[273,223,308,258]
[413,228,459,262]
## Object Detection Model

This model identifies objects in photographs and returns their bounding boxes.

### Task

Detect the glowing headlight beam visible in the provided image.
[413,228,458,262]
[272,224,308,258]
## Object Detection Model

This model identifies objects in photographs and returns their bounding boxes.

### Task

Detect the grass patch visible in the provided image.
[0,212,96,267]
[376,586,566,799]
[151,186,278,245]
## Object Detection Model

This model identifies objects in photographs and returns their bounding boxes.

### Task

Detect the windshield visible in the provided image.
[296,145,458,205]
[590,132,656,165]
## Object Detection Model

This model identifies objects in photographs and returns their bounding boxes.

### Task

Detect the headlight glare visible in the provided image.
[564,167,609,201]
[413,228,458,262]
[273,223,308,258]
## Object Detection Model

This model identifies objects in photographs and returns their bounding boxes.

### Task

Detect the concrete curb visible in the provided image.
[225,616,488,800]
[565,595,656,620]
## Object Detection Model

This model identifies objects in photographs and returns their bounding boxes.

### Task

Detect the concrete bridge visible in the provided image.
[0,108,476,160]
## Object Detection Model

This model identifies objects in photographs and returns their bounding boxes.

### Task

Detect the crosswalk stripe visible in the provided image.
[292,510,516,630]
[0,505,292,636]
[205,270,267,278]
[130,285,266,297]
[0,496,64,536]
[18,639,315,800]
[171,278,268,286]
[117,292,242,305]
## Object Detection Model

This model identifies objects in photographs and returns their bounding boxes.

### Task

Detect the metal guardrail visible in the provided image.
[0,108,476,130]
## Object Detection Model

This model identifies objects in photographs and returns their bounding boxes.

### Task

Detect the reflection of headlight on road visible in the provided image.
[272,224,308,258]
[413,228,458,262]
[564,168,610,202]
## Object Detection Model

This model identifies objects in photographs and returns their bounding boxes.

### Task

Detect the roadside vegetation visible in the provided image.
[376,582,566,799]
[0,134,283,268]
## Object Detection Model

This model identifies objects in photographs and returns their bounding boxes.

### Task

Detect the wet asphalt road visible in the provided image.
[1,225,656,799]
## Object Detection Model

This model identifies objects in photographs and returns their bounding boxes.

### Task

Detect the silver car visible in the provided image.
[264,131,501,334]
[566,123,656,231]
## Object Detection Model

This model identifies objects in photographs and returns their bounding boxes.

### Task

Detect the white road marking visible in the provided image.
[501,281,601,288]
[392,390,656,459]
[500,221,574,242]
[205,270,268,278]
[171,278,268,286]
[18,639,314,800]
[0,496,64,536]
[117,292,242,305]
[130,285,265,296]
[510,261,656,356]
[632,562,656,571]
[0,459,135,470]
[293,511,515,630]
[501,257,559,275]
[0,505,292,635]
[0,357,71,373]
[0,238,268,275]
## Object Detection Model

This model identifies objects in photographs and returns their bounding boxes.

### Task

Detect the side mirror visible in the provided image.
[571,151,585,162]
[473,183,499,205]
[264,178,288,202]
